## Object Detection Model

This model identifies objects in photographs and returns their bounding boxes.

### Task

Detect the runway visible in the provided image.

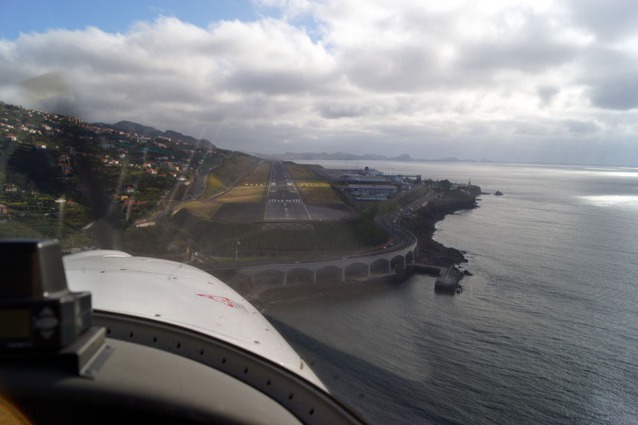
[263,162,312,221]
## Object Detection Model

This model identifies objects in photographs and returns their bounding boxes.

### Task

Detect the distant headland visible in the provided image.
[254,151,494,163]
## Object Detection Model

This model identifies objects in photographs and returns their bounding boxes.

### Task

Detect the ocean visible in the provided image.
[263,162,638,425]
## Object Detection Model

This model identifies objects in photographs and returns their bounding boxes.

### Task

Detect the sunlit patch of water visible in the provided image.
[577,195,638,209]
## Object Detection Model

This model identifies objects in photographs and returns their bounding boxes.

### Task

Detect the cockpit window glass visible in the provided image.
[1,2,638,424]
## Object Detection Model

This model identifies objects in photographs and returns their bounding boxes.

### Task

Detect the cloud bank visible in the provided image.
[2,0,638,165]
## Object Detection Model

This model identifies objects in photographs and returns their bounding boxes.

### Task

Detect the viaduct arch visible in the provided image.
[240,240,417,285]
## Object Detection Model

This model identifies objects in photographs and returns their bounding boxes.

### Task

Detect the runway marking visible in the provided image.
[263,162,312,221]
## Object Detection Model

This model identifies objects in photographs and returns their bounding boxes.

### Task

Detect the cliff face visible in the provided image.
[403,190,478,267]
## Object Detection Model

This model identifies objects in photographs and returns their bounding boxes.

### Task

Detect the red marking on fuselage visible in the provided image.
[196,293,235,308]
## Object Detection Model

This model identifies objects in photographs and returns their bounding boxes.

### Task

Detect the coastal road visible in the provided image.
[263,162,312,221]
[376,191,436,251]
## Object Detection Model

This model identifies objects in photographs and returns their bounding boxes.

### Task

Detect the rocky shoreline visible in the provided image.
[403,189,479,268]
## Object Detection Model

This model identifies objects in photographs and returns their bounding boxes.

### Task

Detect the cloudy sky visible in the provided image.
[2,0,638,165]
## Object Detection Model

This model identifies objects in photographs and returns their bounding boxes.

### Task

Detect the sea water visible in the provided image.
[265,162,638,424]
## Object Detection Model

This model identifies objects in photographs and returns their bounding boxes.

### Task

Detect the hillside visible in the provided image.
[0,101,222,250]
[93,121,215,148]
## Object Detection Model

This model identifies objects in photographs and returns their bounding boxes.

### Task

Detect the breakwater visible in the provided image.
[410,263,465,294]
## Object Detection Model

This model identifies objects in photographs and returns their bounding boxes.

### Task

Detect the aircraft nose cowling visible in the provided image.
[63,250,326,390]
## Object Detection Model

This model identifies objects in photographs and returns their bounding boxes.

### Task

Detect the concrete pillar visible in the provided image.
[312,270,317,283]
